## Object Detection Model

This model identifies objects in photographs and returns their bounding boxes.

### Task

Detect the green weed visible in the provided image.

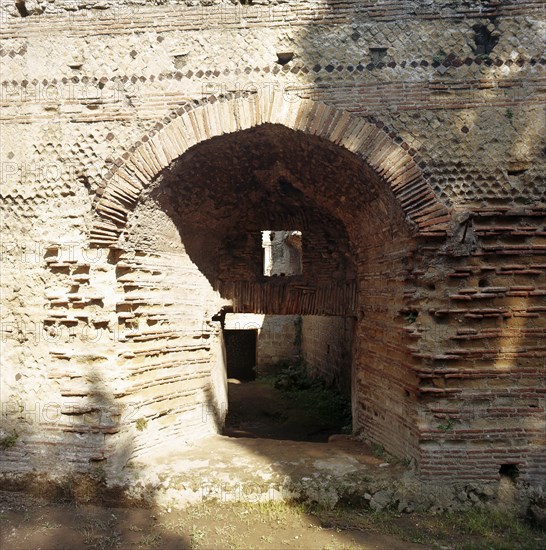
[0,431,18,449]
[135,417,148,431]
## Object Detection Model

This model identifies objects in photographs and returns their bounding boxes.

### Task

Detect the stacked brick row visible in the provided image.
[409,208,545,482]
[90,93,449,242]
[1,0,543,486]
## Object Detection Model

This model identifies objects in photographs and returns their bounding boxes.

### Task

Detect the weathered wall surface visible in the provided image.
[1,0,544,488]
[301,315,353,394]
[224,313,299,372]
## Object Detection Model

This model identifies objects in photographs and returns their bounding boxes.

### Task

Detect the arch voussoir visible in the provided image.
[90,95,450,246]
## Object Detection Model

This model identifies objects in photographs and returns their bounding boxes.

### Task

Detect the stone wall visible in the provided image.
[301,315,353,395]
[224,313,299,372]
[1,0,544,489]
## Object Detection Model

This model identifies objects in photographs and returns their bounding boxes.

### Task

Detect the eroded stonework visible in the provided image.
[1,0,544,496]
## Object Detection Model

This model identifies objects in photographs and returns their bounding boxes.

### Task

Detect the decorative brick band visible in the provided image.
[89,93,450,246]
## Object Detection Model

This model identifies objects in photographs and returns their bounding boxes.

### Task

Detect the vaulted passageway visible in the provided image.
[115,119,424,463]
[140,124,359,314]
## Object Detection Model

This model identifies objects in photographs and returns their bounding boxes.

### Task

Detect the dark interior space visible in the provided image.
[223,362,352,443]
[145,124,373,316]
[224,329,257,381]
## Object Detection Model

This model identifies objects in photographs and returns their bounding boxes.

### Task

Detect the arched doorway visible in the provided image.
[89,94,450,464]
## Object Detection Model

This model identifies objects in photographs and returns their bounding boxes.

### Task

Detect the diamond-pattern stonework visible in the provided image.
[0,0,544,508]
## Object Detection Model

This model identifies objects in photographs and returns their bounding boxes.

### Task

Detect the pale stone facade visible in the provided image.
[0,0,544,493]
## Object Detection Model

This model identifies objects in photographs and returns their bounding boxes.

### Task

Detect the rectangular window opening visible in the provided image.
[262,230,302,277]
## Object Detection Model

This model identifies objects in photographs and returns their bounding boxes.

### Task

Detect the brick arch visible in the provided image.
[90,92,450,246]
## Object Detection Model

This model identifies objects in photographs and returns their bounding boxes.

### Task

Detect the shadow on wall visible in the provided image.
[407,207,546,486]
[1,364,129,501]
[146,123,360,317]
[0,365,188,546]
[300,315,354,396]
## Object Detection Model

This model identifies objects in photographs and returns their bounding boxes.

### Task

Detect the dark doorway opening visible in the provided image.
[222,314,353,442]
[224,329,257,381]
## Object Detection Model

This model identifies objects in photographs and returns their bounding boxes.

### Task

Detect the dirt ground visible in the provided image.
[0,490,416,550]
[2,380,544,549]
[223,379,347,441]
[1,490,544,550]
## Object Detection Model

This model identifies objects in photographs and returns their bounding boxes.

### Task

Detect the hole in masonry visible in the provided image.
[15,1,29,17]
[276,52,294,66]
[402,310,418,324]
[499,463,519,481]
[507,167,528,176]
[478,278,489,288]
[473,24,499,55]
[369,47,388,64]
[108,248,123,265]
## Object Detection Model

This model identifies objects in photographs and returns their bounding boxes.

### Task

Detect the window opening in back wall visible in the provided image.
[262,230,302,277]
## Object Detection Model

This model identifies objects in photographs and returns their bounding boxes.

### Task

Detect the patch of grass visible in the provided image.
[187,503,215,521]
[395,456,412,467]
[3,494,545,550]
[272,360,352,431]
[443,508,536,540]
[214,524,235,537]
[0,431,18,449]
[245,500,305,523]
[98,531,121,549]
[139,532,162,547]
[437,418,457,432]
[404,311,418,324]
[309,506,545,550]
[189,525,206,548]
[82,526,98,545]
[82,516,122,548]
[433,50,447,64]
[84,517,111,530]
[257,373,278,386]
[40,520,61,529]
[371,443,386,459]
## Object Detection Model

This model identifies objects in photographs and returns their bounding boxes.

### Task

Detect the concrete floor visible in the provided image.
[130,434,408,509]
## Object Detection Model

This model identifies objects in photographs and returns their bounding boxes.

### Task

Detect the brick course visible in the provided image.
[1,0,544,489]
